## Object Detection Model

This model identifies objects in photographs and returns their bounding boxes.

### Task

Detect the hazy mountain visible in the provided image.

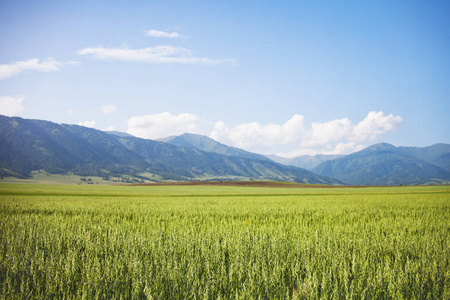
[433,153,450,173]
[158,133,270,161]
[312,143,450,185]
[400,143,450,172]
[0,115,156,178]
[121,135,340,184]
[159,133,342,170]
[266,154,343,170]
[0,115,340,184]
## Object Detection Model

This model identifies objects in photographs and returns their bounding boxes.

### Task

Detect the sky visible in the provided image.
[1,0,449,157]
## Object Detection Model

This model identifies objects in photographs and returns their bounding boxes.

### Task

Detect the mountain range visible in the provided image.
[0,115,339,184]
[157,133,270,162]
[159,132,450,185]
[311,143,450,185]
[1,115,449,185]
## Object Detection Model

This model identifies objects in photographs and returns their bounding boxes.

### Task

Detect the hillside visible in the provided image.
[158,133,344,170]
[400,143,450,172]
[0,115,340,184]
[0,116,157,178]
[117,135,339,184]
[312,143,450,185]
[158,133,270,161]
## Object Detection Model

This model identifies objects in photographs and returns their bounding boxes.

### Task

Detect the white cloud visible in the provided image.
[103,126,115,131]
[210,114,305,151]
[351,111,402,142]
[278,111,402,157]
[101,105,117,115]
[0,95,25,116]
[78,120,96,128]
[126,111,402,156]
[0,58,78,80]
[300,118,353,148]
[127,112,210,139]
[146,29,180,38]
[78,46,234,65]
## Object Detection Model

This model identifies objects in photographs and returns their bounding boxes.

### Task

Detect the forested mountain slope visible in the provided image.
[312,143,450,185]
[0,115,340,184]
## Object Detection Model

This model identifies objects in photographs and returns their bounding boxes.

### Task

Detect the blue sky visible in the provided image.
[1,0,449,156]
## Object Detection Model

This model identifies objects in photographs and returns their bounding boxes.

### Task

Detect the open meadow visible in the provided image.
[0,183,449,299]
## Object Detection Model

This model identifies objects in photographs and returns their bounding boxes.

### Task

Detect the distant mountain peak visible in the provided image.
[158,133,271,162]
[312,142,450,185]
[363,142,397,151]
[180,132,203,137]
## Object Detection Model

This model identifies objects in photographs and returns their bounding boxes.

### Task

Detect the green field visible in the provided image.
[0,183,449,299]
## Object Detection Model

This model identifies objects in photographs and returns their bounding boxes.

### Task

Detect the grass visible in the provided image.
[0,183,449,299]
[1,171,158,185]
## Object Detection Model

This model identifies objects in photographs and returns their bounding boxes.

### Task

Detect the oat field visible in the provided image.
[0,183,449,299]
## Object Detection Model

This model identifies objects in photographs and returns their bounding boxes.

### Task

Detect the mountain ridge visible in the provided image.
[158,133,270,161]
[312,143,450,185]
[2,115,449,185]
[0,115,340,184]
[152,133,450,186]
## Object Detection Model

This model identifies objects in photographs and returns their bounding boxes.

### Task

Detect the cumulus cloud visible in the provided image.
[127,112,210,139]
[101,105,117,115]
[351,111,402,142]
[0,58,77,80]
[0,95,25,116]
[279,111,402,157]
[78,120,96,128]
[300,118,353,148]
[146,29,180,38]
[126,111,402,156]
[210,114,305,151]
[78,46,234,65]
